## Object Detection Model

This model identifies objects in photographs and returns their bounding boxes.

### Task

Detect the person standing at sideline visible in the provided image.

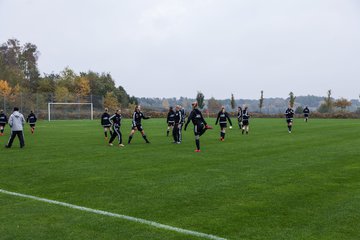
[101,108,112,140]
[303,106,310,122]
[26,110,37,134]
[0,109,8,136]
[215,106,233,141]
[5,107,25,148]
[108,109,124,147]
[184,102,212,152]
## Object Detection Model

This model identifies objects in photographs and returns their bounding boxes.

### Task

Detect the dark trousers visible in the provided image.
[109,127,122,144]
[173,124,181,142]
[7,130,25,148]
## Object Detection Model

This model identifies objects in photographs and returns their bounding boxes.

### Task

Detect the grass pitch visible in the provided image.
[0,118,360,240]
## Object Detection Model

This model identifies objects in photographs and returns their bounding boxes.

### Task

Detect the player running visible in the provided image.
[285,105,295,133]
[101,108,112,140]
[26,110,37,134]
[108,109,124,147]
[184,102,212,152]
[166,106,175,137]
[237,106,243,129]
[241,106,250,135]
[215,106,233,141]
[0,110,8,136]
[303,106,310,122]
[128,105,151,144]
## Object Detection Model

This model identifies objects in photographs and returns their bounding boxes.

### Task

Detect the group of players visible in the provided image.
[0,109,38,136]
[100,102,256,152]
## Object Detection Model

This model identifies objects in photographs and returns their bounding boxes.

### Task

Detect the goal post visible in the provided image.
[48,102,94,121]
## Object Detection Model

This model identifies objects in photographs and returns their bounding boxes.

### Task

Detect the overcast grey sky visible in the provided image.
[1,0,359,99]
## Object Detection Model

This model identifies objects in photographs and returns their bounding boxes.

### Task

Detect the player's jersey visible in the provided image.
[186,109,207,126]
[101,112,111,126]
[216,111,232,125]
[303,107,310,115]
[0,113,8,124]
[242,109,249,120]
[167,110,175,123]
[180,108,186,123]
[174,110,182,124]
[132,111,149,127]
[237,110,243,121]
[109,113,122,128]
[26,113,37,124]
[285,108,295,120]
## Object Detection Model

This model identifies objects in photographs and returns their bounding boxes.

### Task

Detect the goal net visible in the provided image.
[48,102,93,121]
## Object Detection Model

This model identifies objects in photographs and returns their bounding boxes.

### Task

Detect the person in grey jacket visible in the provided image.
[5,107,25,148]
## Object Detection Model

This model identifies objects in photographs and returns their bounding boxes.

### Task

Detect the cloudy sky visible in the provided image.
[1,0,359,99]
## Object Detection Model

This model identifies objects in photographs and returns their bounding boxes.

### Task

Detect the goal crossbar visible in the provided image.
[48,102,93,121]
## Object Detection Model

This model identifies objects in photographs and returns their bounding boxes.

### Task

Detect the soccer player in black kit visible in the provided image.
[242,106,250,135]
[109,109,124,147]
[101,108,112,140]
[184,102,212,152]
[215,106,233,141]
[166,106,175,137]
[128,105,150,144]
[172,105,182,144]
[285,105,295,133]
[0,109,8,136]
[237,106,243,129]
[26,110,37,134]
[303,106,310,122]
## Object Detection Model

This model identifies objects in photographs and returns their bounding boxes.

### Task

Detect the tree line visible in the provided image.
[0,38,137,113]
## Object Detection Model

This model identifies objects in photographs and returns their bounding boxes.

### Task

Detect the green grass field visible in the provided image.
[1,118,360,240]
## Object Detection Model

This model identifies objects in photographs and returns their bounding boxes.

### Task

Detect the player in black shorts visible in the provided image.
[303,106,310,122]
[101,108,112,140]
[184,102,212,152]
[128,105,150,144]
[166,106,175,137]
[237,106,243,129]
[0,109,8,136]
[108,109,124,147]
[172,105,182,144]
[26,110,37,134]
[215,106,233,141]
[285,105,295,133]
[242,106,250,135]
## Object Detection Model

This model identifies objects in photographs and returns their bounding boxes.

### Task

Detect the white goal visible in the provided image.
[48,102,94,121]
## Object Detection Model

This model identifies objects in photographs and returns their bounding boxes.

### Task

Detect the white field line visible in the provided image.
[0,188,227,240]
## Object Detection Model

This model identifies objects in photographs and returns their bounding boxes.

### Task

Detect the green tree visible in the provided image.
[289,92,296,108]
[230,93,236,110]
[259,90,264,113]
[295,106,304,114]
[318,90,333,113]
[207,97,221,113]
[196,91,205,109]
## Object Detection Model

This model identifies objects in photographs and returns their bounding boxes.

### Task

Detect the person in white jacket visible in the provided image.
[5,107,25,148]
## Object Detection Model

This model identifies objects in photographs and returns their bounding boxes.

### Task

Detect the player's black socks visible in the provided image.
[167,130,169,136]
[110,130,113,136]
[105,132,108,138]
[242,129,244,134]
[195,139,200,150]
[143,135,150,143]
[128,135,133,144]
